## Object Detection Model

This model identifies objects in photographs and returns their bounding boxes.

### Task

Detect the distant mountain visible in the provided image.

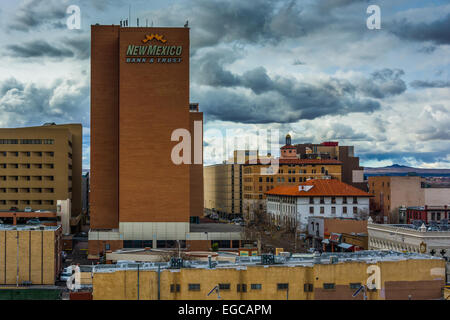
[364,164,450,177]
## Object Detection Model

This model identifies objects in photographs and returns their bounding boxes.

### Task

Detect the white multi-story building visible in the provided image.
[266,179,371,231]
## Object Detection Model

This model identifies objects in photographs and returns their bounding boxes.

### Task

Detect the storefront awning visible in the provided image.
[322,239,330,244]
[338,242,353,250]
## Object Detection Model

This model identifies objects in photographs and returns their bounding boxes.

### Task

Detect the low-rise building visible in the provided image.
[266,179,371,231]
[406,205,449,224]
[368,176,450,223]
[368,220,450,260]
[306,216,368,252]
[0,224,62,285]
[91,251,446,300]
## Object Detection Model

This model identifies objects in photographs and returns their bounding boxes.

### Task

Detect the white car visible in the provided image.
[24,207,32,212]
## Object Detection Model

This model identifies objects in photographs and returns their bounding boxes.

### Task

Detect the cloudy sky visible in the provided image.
[0,0,449,169]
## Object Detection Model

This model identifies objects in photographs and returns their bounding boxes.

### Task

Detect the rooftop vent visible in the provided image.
[298,185,314,192]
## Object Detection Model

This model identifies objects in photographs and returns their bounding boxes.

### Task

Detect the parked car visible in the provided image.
[76,231,88,237]
[9,207,18,212]
[0,219,3,224]
[24,207,32,212]
[26,218,40,225]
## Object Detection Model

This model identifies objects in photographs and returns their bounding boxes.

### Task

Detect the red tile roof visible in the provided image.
[280,145,296,150]
[245,159,342,165]
[265,179,371,197]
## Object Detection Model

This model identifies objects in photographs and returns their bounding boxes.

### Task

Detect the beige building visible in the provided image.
[0,225,62,285]
[368,176,450,223]
[0,124,82,220]
[92,251,446,300]
[204,163,242,219]
[204,151,265,219]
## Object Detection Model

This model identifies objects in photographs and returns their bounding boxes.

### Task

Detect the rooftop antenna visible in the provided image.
[146,19,148,27]
[137,18,139,27]
[184,20,189,28]
[151,20,154,27]
[129,4,131,27]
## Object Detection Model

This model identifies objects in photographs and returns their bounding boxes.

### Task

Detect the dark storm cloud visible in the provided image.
[63,34,91,60]
[317,0,370,12]
[193,50,405,123]
[390,13,450,45]
[196,84,380,124]
[0,77,89,127]
[4,34,90,60]
[9,0,69,32]
[359,69,407,99]
[410,80,450,89]
[150,0,355,51]
[6,40,74,58]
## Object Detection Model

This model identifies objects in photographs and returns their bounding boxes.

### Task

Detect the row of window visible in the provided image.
[266,196,358,204]
[177,282,358,292]
[0,139,54,145]
[0,200,54,205]
[0,151,54,157]
[258,176,323,183]
[0,163,54,169]
[0,188,54,193]
[0,176,54,181]
[309,206,358,214]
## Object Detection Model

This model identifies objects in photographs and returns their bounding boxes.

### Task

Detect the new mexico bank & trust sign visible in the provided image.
[126,33,182,64]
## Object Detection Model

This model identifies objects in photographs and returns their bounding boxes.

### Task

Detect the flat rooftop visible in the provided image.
[190,223,242,233]
[0,224,59,231]
[386,223,450,232]
[93,250,442,273]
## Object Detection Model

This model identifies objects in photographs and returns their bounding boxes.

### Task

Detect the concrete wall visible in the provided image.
[424,188,450,206]
[92,258,445,300]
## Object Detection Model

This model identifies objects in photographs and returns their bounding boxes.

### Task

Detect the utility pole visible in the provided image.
[157,264,161,300]
[137,264,140,300]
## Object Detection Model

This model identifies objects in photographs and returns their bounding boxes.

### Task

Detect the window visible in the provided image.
[251,284,262,290]
[237,284,247,292]
[277,283,289,290]
[304,283,314,292]
[353,207,358,214]
[309,207,314,214]
[349,283,361,289]
[105,244,110,250]
[353,197,358,204]
[323,283,335,290]
[320,197,324,204]
[219,283,230,290]
[171,284,180,293]
[343,207,347,214]
[343,197,347,204]
[331,207,336,214]
[309,197,314,204]
[320,207,324,214]
[331,197,336,204]
[188,284,200,291]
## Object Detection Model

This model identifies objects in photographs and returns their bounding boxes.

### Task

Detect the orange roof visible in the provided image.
[245,159,342,165]
[280,145,296,149]
[265,179,371,197]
